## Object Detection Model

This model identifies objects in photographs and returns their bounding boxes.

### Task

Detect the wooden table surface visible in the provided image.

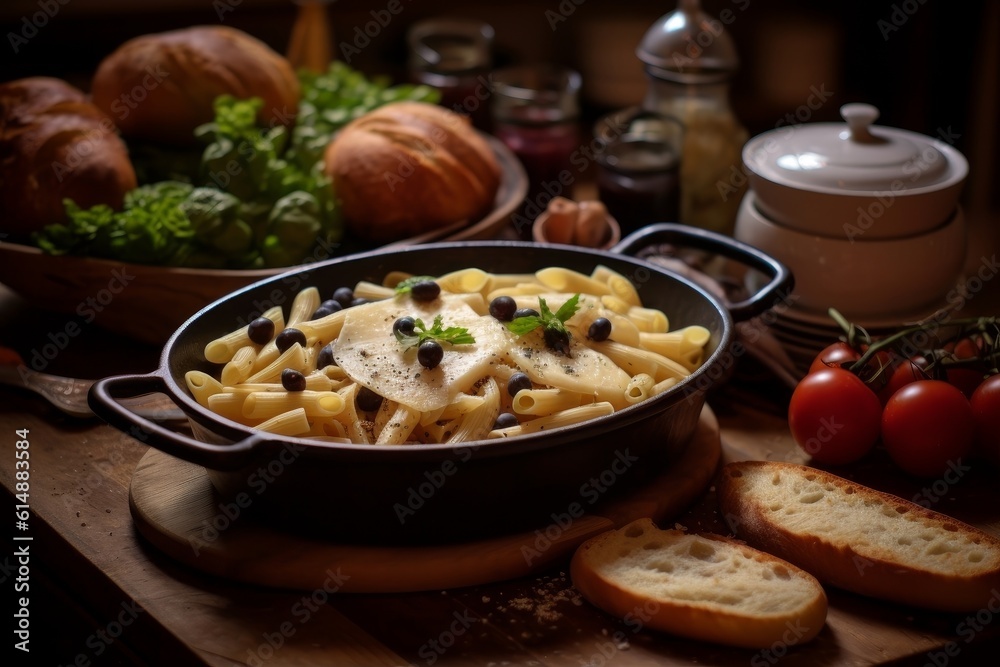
[3,281,1000,667]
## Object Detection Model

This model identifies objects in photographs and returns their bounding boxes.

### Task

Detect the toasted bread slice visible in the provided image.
[569,518,828,649]
[718,461,1000,612]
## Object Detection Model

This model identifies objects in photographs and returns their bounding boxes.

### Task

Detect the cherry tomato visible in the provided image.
[788,368,882,465]
[878,355,929,405]
[945,336,989,397]
[970,374,1000,466]
[881,380,974,478]
[808,342,861,374]
[948,334,985,359]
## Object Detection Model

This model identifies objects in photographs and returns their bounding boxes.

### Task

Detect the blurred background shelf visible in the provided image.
[3,0,995,224]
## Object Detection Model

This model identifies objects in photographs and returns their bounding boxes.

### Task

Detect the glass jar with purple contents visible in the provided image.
[490,65,582,240]
[594,108,683,235]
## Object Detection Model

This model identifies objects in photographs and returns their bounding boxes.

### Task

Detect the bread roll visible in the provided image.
[570,518,828,649]
[90,25,300,145]
[718,461,1000,612]
[323,101,501,243]
[0,76,137,237]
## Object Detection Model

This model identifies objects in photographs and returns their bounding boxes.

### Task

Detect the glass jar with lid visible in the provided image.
[636,0,748,235]
[407,17,494,129]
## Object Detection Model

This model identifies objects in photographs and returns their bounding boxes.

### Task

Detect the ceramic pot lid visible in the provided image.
[745,103,955,193]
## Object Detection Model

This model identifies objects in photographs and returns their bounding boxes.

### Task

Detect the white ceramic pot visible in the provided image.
[734,192,966,320]
[742,103,968,240]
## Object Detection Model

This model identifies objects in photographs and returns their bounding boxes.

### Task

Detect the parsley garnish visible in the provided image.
[508,295,580,355]
[395,315,476,349]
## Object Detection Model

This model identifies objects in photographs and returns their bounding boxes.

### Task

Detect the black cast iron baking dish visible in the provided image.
[89,223,791,544]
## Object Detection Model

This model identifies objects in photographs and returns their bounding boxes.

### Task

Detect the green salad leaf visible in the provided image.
[34,62,438,269]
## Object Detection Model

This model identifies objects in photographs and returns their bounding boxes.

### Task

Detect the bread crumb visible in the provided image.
[508,597,533,612]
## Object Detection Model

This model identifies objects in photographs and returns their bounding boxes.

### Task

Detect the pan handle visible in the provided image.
[88,372,267,471]
[611,223,794,322]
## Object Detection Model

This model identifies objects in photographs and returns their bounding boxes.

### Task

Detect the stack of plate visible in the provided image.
[766,301,958,373]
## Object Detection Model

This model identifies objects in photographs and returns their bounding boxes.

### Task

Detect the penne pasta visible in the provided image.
[245,343,308,384]
[307,418,348,439]
[221,345,258,386]
[375,402,421,445]
[593,265,642,307]
[446,377,500,443]
[599,294,632,315]
[192,266,709,445]
[205,306,283,364]
[639,326,711,371]
[207,392,252,423]
[185,370,224,407]
[353,281,396,300]
[485,282,548,301]
[625,373,656,404]
[483,273,536,290]
[332,383,372,444]
[489,402,616,438]
[248,306,289,372]
[652,377,679,396]
[512,388,593,416]
[297,308,349,345]
[535,266,612,296]
[242,390,346,420]
[627,306,670,334]
[381,271,413,288]
[255,408,311,436]
[437,268,491,295]
[288,286,321,326]
[591,340,692,383]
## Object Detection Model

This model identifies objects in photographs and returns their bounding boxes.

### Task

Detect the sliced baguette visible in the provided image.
[569,518,828,649]
[718,461,1000,612]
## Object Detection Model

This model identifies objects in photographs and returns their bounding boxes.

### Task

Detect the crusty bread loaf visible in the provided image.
[0,76,137,237]
[323,101,501,243]
[718,461,1000,612]
[570,518,828,649]
[90,25,299,145]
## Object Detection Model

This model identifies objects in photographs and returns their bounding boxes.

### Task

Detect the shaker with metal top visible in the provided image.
[637,0,748,235]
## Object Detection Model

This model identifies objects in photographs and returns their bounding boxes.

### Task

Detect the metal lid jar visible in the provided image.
[636,0,748,235]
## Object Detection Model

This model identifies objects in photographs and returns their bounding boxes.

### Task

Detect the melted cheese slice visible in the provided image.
[507,331,632,410]
[334,295,511,413]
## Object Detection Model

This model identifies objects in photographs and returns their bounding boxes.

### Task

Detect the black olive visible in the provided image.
[410,280,441,302]
[544,327,571,355]
[489,296,517,322]
[494,412,519,429]
[417,340,444,369]
[393,316,416,336]
[356,386,383,412]
[588,317,612,342]
[316,343,336,369]
[350,297,370,307]
[513,307,539,320]
[332,286,354,308]
[247,317,275,345]
[275,327,307,353]
[507,372,532,397]
[281,368,307,392]
[311,299,342,320]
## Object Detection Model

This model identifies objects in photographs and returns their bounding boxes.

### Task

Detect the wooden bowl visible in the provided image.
[0,137,526,345]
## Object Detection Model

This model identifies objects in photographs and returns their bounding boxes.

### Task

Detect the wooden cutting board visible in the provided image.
[128,406,721,593]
